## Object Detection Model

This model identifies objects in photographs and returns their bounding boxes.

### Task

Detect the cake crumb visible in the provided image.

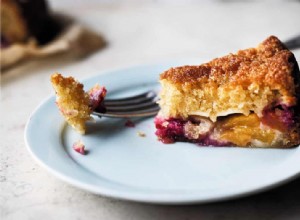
[137,131,146,137]
[88,84,107,111]
[125,120,135,127]
[72,140,86,155]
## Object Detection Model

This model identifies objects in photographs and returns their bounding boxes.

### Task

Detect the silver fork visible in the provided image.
[92,90,160,118]
[285,34,300,50]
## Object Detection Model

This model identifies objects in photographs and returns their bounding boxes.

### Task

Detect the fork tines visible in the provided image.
[92,90,160,118]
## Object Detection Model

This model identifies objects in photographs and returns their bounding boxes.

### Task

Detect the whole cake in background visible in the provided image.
[1,0,61,48]
[155,36,300,148]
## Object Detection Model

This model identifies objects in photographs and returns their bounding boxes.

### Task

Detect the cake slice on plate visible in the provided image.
[155,36,300,148]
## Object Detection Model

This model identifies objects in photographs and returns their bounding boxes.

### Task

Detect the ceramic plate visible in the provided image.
[25,62,300,204]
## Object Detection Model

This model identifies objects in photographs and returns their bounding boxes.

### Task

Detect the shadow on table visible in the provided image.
[93,176,300,220]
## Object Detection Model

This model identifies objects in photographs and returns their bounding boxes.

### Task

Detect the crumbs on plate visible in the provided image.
[137,131,146,137]
[72,140,86,155]
[125,120,135,128]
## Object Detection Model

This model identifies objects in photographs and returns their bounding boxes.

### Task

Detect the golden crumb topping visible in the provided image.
[51,73,92,134]
[160,36,298,97]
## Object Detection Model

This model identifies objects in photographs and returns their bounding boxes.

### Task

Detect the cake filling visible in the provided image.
[261,104,295,132]
[155,104,296,147]
[88,84,107,112]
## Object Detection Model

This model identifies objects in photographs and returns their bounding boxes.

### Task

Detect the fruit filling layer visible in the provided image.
[88,84,107,112]
[155,105,296,147]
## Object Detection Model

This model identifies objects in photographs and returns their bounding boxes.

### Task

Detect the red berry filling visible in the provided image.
[88,85,107,112]
[261,104,295,132]
[154,117,230,146]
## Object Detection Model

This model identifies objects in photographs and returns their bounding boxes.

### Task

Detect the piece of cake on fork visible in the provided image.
[51,73,107,134]
[155,36,300,148]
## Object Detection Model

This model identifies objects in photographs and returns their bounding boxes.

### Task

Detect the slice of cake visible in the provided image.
[51,73,106,134]
[155,36,300,148]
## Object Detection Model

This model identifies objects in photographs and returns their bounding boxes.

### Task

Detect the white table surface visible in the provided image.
[2,1,300,219]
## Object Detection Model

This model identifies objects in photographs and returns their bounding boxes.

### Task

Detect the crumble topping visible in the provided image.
[160,36,295,97]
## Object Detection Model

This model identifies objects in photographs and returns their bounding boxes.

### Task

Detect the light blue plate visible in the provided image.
[25,62,300,204]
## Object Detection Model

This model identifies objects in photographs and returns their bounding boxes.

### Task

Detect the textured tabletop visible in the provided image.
[1,1,300,219]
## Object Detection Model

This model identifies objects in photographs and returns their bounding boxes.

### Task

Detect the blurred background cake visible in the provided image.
[1,0,61,48]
